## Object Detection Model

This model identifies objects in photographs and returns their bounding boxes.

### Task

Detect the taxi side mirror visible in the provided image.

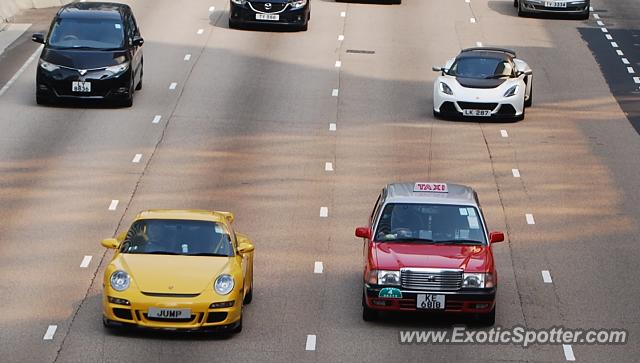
[355,227,371,239]
[489,232,504,243]
[32,33,45,44]
[101,238,119,249]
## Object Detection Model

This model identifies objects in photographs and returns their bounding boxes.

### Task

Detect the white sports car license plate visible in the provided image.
[417,294,445,310]
[544,1,567,7]
[147,307,191,319]
[256,13,279,21]
[72,81,91,93]
[463,109,491,117]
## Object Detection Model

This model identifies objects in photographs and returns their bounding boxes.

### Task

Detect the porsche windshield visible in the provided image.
[375,203,486,244]
[120,219,234,256]
[48,17,125,49]
[448,57,513,79]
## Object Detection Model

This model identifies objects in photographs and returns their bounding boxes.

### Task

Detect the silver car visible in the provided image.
[514,0,590,19]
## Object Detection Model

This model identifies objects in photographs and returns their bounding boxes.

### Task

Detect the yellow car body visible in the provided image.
[101,209,254,333]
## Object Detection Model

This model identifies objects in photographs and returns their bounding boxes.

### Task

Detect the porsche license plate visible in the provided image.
[72,81,91,93]
[417,294,445,310]
[544,1,567,7]
[463,109,491,117]
[147,308,191,319]
[256,13,279,21]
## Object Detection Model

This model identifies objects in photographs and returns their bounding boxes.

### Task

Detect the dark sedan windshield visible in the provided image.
[448,57,513,79]
[375,203,486,244]
[120,219,234,256]
[48,17,125,49]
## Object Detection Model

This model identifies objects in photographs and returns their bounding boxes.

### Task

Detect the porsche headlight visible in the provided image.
[376,270,401,286]
[504,85,519,97]
[39,60,60,72]
[462,273,494,289]
[110,270,130,291]
[439,82,453,95]
[105,62,130,76]
[289,0,308,8]
[214,274,235,295]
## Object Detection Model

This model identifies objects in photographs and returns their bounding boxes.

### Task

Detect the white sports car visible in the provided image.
[432,47,533,121]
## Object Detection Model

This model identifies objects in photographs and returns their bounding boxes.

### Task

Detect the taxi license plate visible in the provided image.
[463,109,491,117]
[256,13,279,21]
[544,1,567,7]
[72,81,91,93]
[147,307,191,319]
[417,294,445,310]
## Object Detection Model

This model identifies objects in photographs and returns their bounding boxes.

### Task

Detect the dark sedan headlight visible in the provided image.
[39,59,60,72]
[231,0,246,4]
[110,270,130,291]
[105,62,130,77]
[439,82,453,95]
[504,85,519,97]
[289,0,308,8]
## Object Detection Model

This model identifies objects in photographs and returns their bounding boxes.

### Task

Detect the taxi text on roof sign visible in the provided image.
[413,182,448,193]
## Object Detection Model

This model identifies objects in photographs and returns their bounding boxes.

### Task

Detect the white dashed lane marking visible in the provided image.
[500,129,509,138]
[526,213,535,225]
[184,54,191,61]
[541,270,553,283]
[338,35,344,41]
[476,41,483,47]
[197,28,204,35]
[325,162,334,171]
[169,82,178,90]
[320,207,329,218]
[152,115,162,124]
[132,154,143,163]
[329,123,337,131]
[611,42,618,48]
[601,27,608,33]
[470,18,476,23]
[306,335,317,351]
[80,256,93,268]
[332,89,339,97]
[512,169,521,178]
[617,50,624,56]
[340,11,346,17]
[628,67,636,74]
[108,200,119,211]
[593,13,600,19]
[43,325,57,340]
[563,344,576,361]
[314,261,324,274]
[634,77,640,84]
[596,20,604,26]
[335,60,342,68]
[622,58,630,65]
[605,34,613,40]
[209,6,215,12]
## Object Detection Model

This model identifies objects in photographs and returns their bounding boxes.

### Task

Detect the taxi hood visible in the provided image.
[115,254,232,294]
[374,242,492,272]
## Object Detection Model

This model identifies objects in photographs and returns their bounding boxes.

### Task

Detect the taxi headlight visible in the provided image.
[39,59,60,72]
[439,82,453,95]
[110,270,130,291]
[462,273,494,288]
[105,62,129,76]
[289,0,307,8]
[214,274,235,295]
[377,270,401,286]
[504,84,519,97]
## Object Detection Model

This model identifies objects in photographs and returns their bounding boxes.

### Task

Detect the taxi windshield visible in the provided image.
[48,17,125,49]
[120,219,234,257]
[375,203,486,244]
[448,57,513,79]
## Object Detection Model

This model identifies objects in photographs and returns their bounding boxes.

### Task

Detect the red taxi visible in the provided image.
[356,182,504,325]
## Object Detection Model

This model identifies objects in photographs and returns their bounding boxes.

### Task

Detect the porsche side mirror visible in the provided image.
[32,33,45,44]
[489,231,505,243]
[237,242,254,254]
[355,227,371,239]
[101,238,119,249]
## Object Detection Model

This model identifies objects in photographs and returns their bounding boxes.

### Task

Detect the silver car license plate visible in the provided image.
[463,109,491,117]
[417,294,445,310]
[147,307,191,319]
[72,81,91,93]
[544,1,567,7]
[256,13,279,21]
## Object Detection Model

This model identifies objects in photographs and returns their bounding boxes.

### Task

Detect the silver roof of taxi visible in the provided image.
[384,182,478,206]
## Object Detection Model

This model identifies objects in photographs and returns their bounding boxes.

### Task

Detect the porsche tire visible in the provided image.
[243,287,253,304]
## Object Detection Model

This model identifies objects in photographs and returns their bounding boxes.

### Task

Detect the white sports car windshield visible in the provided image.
[448,57,513,79]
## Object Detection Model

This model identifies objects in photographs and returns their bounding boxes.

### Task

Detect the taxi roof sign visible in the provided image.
[413,182,448,193]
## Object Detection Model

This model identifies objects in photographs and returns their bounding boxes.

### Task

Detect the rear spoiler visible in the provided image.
[461,47,516,57]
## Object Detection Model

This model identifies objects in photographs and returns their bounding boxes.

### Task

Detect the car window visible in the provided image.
[374,203,487,244]
[120,219,235,256]
[48,17,125,49]
[448,57,513,79]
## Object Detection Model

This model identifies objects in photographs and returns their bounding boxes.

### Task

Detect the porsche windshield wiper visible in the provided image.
[189,252,230,257]
[144,251,181,255]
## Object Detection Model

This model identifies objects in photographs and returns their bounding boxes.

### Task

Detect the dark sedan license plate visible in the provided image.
[256,13,279,21]
[544,1,567,7]
[72,81,91,93]
[417,294,445,310]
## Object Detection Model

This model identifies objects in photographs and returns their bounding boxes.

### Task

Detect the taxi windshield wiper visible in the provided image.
[387,237,436,243]
[434,239,484,245]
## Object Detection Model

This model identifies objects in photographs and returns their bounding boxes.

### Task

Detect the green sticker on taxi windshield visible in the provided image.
[379,287,402,299]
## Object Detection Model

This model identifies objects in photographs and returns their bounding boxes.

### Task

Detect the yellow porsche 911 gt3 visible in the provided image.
[101,209,254,333]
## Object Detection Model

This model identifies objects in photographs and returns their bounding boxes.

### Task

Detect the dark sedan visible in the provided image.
[32,2,144,107]
[229,0,310,31]
[515,0,590,19]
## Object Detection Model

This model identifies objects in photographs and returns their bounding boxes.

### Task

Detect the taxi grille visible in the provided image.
[401,269,462,291]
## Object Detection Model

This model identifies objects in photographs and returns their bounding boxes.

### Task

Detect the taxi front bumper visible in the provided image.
[364,285,496,314]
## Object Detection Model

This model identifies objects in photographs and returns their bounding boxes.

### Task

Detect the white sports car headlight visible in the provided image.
[439,82,453,95]
[214,274,235,295]
[504,85,519,97]
[110,270,130,291]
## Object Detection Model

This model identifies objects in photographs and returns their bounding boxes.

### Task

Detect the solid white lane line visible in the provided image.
[616,50,624,56]
[340,11,346,17]
[184,54,191,61]
[476,41,483,47]
[470,17,476,23]
[0,44,43,97]
[628,67,636,74]
[601,27,608,33]
[500,129,509,138]
[512,168,521,178]
[596,20,604,26]
[332,89,339,97]
[169,82,177,90]
[593,13,600,19]
[611,42,618,48]
[132,154,143,163]
[541,270,553,283]
[209,6,215,12]
[325,162,334,171]
[80,256,93,268]
[109,200,119,211]
[152,115,162,124]
[314,261,324,274]
[335,60,342,68]
[320,207,328,218]
[622,58,630,64]
[197,28,204,35]
[589,6,594,11]
[43,325,57,340]
[605,34,613,40]
[329,123,337,131]
[526,213,535,225]
[338,35,344,41]
[563,344,576,361]
[634,77,640,84]
[305,335,317,350]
